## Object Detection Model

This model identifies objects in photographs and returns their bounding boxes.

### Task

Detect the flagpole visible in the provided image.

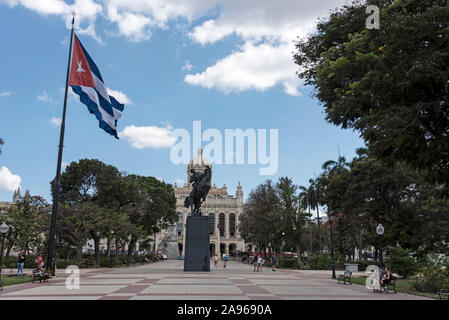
[46,11,76,276]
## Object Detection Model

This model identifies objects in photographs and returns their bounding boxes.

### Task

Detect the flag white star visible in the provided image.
[76,60,86,73]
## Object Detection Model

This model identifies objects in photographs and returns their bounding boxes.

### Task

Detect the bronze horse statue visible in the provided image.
[184,166,211,215]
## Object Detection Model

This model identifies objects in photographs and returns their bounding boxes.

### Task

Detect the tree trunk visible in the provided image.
[128,236,137,258]
[93,234,100,267]
[296,243,302,267]
[6,239,14,257]
[76,243,83,266]
[106,236,111,257]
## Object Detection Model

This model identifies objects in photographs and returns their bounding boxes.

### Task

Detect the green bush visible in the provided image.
[386,246,419,278]
[351,260,379,272]
[310,253,332,270]
[1,255,38,269]
[413,262,449,293]
[278,258,299,269]
[1,256,18,269]
[55,259,77,270]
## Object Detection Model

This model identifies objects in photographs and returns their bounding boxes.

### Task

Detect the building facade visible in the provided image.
[168,149,246,257]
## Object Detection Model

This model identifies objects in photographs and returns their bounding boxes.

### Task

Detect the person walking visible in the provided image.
[252,254,258,272]
[271,253,277,271]
[257,254,262,272]
[17,251,25,278]
[214,254,219,268]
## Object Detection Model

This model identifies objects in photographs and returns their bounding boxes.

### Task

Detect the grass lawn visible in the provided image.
[0,275,34,287]
[347,276,440,299]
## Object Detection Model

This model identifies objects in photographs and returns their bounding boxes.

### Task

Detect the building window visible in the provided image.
[219,213,225,237]
[230,213,236,237]
[209,213,215,235]
[177,213,183,236]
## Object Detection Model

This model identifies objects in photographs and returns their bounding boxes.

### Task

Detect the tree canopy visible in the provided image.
[294,0,449,191]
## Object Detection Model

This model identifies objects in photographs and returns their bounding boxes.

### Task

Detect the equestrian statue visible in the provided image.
[184,166,212,216]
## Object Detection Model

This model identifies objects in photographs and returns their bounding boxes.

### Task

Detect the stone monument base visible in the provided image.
[184,216,210,272]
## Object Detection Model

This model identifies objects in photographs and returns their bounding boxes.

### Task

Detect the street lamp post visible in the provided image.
[0,222,9,285]
[329,218,336,279]
[376,223,384,268]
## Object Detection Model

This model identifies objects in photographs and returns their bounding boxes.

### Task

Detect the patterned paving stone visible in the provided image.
[0,260,431,300]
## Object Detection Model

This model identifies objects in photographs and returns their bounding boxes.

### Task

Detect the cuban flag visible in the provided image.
[68,34,124,139]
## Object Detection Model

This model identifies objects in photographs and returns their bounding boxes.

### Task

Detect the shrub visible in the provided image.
[310,253,332,270]
[1,255,38,269]
[55,259,77,270]
[278,258,299,269]
[386,246,419,278]
[413,262,449,293]
[352,260,379,272]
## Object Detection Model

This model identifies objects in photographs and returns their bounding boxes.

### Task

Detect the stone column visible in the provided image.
[216,220,220,256]
[225,212,229,239]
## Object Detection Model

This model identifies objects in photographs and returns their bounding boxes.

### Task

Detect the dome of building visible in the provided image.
[188,148,212,170]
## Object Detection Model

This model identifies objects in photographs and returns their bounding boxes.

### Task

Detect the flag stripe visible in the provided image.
[92,73,111,104]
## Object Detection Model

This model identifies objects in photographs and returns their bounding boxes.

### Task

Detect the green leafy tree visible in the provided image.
[386,246,419,278]
[276,177,310,265]
[294,0,449,190]
[239,180,280,253]
[6,195,50,256]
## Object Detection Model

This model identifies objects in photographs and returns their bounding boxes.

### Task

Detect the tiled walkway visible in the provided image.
[0,260,430,300]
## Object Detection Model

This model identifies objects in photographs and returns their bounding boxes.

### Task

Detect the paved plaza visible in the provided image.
[0,260,430,300]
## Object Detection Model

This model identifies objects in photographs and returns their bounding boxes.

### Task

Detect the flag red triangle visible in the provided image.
[68,34,95,87]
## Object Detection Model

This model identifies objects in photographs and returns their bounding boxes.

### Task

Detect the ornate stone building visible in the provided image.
[172,149,246,257]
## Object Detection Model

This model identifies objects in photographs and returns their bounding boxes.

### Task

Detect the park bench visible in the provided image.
[337,271,352,285]
[32,270,49,283]
[382,276,397,293]
[439,289,449,300]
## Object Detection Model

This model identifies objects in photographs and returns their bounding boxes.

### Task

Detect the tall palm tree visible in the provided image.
[0,138,3,155]
[298,185,313,254]
[321,155,348,172]
[299,179,322,252]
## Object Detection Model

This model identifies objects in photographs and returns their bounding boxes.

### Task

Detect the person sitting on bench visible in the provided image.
[381,267,392,290]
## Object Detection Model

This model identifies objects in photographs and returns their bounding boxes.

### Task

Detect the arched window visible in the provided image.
[229,213,236,237]
[177,213,183,236]
[219,213,225,237]
[209,213,215,235]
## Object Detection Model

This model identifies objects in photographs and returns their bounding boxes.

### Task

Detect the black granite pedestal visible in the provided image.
[183,215,210,272]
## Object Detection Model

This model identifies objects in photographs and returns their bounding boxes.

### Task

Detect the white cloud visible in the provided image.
[2,0,103,41]
[0,166,21,192]
[107,88,132,105]
[1,0,347,95]
[104,0,219,41]
[0,91,12,97]
[50,116,62,127]
[38,91,56,103]
[185,42,302,96]
[182,60,194,72]
[184,0,346,96]
[119,124,177,149]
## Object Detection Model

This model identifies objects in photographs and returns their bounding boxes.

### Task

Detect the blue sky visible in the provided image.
[0,0,363,205]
